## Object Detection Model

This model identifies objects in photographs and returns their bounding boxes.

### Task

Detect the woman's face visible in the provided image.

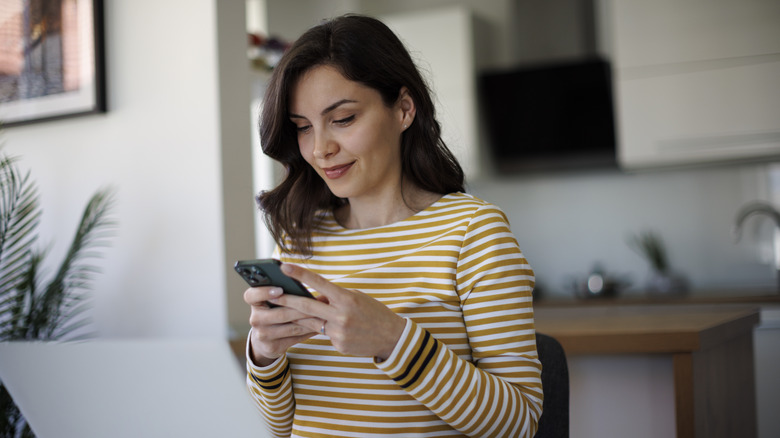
[289,65,412,202]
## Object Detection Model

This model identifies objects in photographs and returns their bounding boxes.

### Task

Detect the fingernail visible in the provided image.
[269,287,283,297]
[280,263,293,274]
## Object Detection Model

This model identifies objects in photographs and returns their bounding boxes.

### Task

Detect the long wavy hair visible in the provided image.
[257,14,464,256]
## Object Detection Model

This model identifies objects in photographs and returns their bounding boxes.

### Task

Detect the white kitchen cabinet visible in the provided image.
[606,0,780,169]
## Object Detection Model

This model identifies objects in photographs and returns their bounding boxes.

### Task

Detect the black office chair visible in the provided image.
[534,333,570,438]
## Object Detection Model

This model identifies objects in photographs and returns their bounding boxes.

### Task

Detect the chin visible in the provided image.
[323,184,352,200]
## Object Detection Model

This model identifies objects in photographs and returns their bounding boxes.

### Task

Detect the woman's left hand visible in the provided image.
[269,263,406,361]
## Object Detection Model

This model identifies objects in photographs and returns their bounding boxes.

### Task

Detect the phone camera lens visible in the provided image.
[250,271,267,285]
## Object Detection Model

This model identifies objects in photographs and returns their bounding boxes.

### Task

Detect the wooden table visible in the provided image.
[534,303,761,438]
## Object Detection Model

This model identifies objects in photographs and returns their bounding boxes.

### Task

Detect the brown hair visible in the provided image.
[257,14,464,256]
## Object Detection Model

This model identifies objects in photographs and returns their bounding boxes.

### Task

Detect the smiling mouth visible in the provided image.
[322,162,355,179]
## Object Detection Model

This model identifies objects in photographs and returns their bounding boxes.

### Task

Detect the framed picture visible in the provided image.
[0,0,106,127]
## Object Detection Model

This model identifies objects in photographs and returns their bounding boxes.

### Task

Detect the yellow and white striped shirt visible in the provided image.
[246,192,543,437]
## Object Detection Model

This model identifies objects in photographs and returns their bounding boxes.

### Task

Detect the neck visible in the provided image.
[337,184,441,229]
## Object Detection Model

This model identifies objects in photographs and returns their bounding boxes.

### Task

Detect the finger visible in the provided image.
[291,317,326,335]
[251,330,317,361]
[250,302,317,326]
[268,292,330,319]
[280,263,343,300]
[253,320,318,341]
[243,286,283,306]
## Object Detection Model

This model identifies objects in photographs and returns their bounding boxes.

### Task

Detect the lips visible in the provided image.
[322,162,354,179]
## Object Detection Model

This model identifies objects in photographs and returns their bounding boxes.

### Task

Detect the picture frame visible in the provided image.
[0,0,106,127]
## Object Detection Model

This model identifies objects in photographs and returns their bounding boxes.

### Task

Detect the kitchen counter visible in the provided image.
[534,303,760,438]
[535,289,780,307]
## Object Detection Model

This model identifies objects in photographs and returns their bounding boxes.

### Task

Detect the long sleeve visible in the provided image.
[376,320,541,437]
[245,333,295,437]
[375,203,543,437]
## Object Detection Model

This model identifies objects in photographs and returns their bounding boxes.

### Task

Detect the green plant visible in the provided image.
[628,229,669,273]
[0,152,116,437]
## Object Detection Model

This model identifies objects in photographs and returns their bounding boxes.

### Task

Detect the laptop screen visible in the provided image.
[0,339,268,438]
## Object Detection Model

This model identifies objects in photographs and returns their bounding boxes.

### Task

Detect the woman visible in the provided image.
[243,14,542,438]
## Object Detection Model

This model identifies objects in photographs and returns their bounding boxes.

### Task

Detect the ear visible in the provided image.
[397,87,416,131]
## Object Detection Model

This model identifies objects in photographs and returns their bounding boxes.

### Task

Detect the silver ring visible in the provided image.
[320,322,326,335]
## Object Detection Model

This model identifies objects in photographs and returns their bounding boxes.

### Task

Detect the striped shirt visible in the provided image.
[246,192,543,437]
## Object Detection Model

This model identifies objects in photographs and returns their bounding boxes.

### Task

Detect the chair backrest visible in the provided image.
[534,332,570,438]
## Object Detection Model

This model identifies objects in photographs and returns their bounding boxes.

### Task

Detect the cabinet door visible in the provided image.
[608,0,780,169]
[612,0,780,68]
[616,60,780,168]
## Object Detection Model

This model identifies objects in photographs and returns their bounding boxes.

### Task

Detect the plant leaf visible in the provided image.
[40,187,117,340]
[0,153,41,342]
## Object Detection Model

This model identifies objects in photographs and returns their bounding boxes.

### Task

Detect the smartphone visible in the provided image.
[234,259,315,305]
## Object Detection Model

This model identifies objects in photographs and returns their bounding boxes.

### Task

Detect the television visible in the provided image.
[478,57,617,173]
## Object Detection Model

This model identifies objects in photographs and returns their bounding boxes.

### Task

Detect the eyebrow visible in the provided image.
[289,99,357,119]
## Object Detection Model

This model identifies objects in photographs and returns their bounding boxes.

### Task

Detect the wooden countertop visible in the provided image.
[535,290,780,307]
[534,303,761,355]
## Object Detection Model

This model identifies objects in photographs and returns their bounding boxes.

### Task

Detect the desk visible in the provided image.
[534,304,760,438]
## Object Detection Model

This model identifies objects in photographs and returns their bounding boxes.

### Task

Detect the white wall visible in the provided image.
[470,163,777,297]
[2,0,255,339]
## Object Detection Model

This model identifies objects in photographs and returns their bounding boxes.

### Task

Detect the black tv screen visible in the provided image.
[479,57,617,173]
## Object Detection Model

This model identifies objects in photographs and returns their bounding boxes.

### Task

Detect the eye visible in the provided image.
[295,124,311,134]
[333,115,355,126]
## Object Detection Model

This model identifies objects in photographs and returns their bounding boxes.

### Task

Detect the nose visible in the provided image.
[312,131,338,160]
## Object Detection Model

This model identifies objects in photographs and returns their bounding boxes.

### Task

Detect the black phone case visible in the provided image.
[234,259,314,300]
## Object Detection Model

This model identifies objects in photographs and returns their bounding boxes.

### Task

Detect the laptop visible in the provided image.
[0,339,269,438]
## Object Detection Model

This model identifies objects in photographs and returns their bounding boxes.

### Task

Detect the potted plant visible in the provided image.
[0,151,116,437]
[628,229,688,296]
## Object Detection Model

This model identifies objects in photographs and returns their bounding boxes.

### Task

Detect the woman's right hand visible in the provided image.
[243,286,319,367]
